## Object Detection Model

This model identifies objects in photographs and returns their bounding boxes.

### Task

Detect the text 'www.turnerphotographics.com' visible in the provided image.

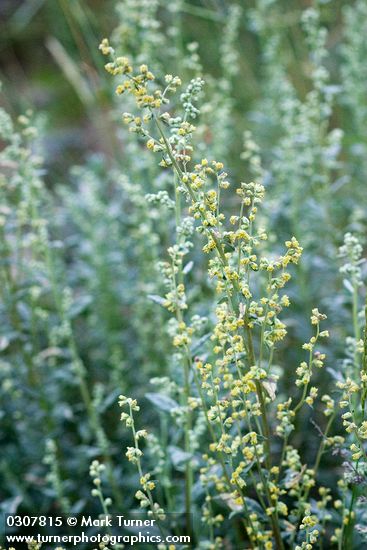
[4,514,192,548]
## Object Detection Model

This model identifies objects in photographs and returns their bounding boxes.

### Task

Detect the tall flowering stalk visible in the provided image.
[332,233,367,548]
[97,40,354,548]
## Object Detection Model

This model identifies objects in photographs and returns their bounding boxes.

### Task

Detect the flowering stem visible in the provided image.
[172,169,193,537]
[152,112,284,548]
[362,293,367,416]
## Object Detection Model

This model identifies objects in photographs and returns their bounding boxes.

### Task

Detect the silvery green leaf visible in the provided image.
[145,392,179,412]
[182,261,194,274]
[191,333,211,353]
[69,295,93,318]
[343,279,354,294]
[0,336,9,351]
[168,446,192,471]
[147,294,166,307]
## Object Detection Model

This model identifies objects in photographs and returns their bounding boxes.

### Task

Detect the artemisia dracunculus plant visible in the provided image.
[100,39,340,550]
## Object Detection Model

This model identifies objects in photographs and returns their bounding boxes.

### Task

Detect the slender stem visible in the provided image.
[290,413,335,546]
[153,112,284,549]
[171,168,193,537]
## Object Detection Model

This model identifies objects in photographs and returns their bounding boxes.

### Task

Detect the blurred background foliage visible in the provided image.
[1,0,367,546]
[0,0,351,175]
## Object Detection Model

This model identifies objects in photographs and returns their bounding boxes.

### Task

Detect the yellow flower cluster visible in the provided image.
[101,49,363,549]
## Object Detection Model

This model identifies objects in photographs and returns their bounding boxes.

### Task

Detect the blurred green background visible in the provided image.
[0,0,350,177]
[1,0,367,546]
